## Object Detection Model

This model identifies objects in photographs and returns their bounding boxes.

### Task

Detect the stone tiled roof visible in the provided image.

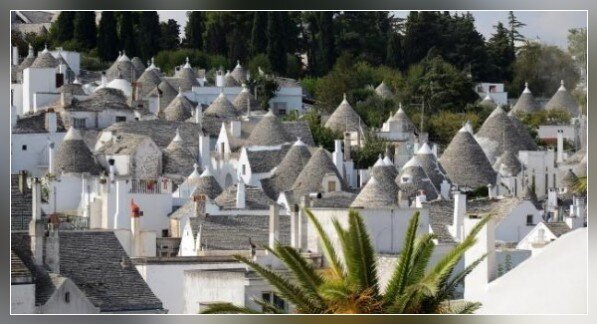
[543,222,572,237]
[246,145,291,174]
[247,111,293,146]
[136,69,162,99]
[130,57,146,77]
[96,133,150,155]
[56,231,164,312]
[396,158,440,201]
[230,61,247,83]
[30,50,58,69]
[493,150,522,177]
[545,81,580,116]
[106,57,137,83]
[12,110,66,134]
[351,177,397,208]
[204,92,238,118]
[415,144,450,191]
[65,88,131,112]
[232,85,261,113]
[439,125,496,189]
[507,114,538,151]
[214,184,277,210]
[311,191,358,208]
[163,132,197,179]
[189,214,290,250]
[324,95,367,133]
[55,128,102,175]
[149,80,178,110]
[164,93,195,122]
[18,11,55,23]
[291,148,348,197]
[191,170,223,199]
[172,67,199,91]
[58,83,86,96]
[511,83,541,114]
[261,140,313,200]
[11,174,39,231]
[424,200,456,243]
[375,81,394,99]
[11,250,32,283]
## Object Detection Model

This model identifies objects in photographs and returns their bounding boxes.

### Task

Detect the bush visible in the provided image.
[81,53,110,71]
[248,53,271,76]
[154,49,227,74]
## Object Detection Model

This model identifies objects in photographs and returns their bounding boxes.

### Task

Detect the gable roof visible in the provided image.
[214,184,277,210]
[189,214,290,250]
[12,110,66,134]
[543,222,572,237]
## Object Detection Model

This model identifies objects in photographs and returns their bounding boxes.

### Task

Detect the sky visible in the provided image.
[157,11,586,49]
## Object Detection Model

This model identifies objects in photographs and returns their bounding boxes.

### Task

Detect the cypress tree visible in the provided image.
[160,19,181,51]
[250,12,268,56]
[204,18,227,55]
[138,11,161,61]
[487,22,516,82]
[267,12,286,74]
[73,11,97,50]
[119,12,137,57]
[318,12,335,74]
[97,11,119,61]
[184,11,204,49]
[385,31,401,68]
[50,11,75,43]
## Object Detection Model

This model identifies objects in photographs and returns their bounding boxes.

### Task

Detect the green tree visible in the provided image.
[486,22,515,83]
[49,11,75,44]
[118,12,137,57]
[250,12,268,56]
[385,31,401,68]
[202,210,489,314]
[184,11,204,49]
[247,73,280,109]
[73,11,97,50]
[204,16,227,55]
[267,12,287,74]
[137,11,161,61]
[507,11,526,49]
[318,12,336,74]
[511,42,580,97]
[568,28,587,84]
[160,19,181,51]
[97,11,119,61]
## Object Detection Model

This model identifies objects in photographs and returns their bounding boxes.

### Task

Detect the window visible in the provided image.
[64,292,70,303]
[73,118,86,129]
[115,116,127,123]
[327,181,336,192]
[526,215,534,226]
[262,292,285,311]
[22,145,27,151]
[489,85,497,93]
[242,164,246,175]
[278,109,287,116]
[55,73,64,88]
[273,102,287,115]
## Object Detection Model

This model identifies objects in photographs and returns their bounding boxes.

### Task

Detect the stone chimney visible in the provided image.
[130,199,143,257]
[46,108,57,133]
[199,132,210,170]
[269,204,280,250]
[28,177,45,266]
[195,105,203,125]
[236,177,246,209]
[464,215,496,302]
[450,190,466,242]
[556,129,564,164]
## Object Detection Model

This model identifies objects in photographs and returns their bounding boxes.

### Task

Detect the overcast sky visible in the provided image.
[157,11,587,49]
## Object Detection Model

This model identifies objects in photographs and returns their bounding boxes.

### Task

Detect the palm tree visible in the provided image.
[571,176,587,195]
[202,209,490,314]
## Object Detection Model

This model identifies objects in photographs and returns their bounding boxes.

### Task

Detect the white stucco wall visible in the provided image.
[11,284,35,314]
[23,67,58,114]
[135,261,241,314]
[11,132,66,177]
[38,278,98,314]
[495,201,542,243]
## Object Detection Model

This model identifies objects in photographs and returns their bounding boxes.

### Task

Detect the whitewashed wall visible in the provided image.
[11,132,65,177]
[10,284,35,314]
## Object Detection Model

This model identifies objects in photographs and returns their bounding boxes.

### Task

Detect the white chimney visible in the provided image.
[113,179,127,229]
[246,98,251,118]
[397,189,409,208]
[269,204,280,249]
[199,132,211,170]
[450,191,466,241]
[108,158,116,182]
[31,177,42,221]
[12,46,19,66]
[464,215,496,302]
[290,204,300,249]
[48,141,55,174]
[46,109,57,133]
[415,190,427,208]
[130,199,142,257]
[229,120,241,138]
[101,71,107,85]
[216,70,224,87]
[236,177,246,209]
[556,129,564,164]
[440,180,450,200]
[547,188,558,212]
[333,139,343,173]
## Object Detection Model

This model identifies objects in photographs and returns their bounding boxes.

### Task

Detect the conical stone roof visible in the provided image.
[508,114,538,150]
[415,143,450,191]
[395,157,439,201]
[30,49,58,69]
[479,94,497,109]
[475,105,538,163]
[324,95,366,133]
[191,168,223,199]
[131,57,146,77]
[439,125,497,188]
[136,69,162,99]
[164,91,194,122]
[375,81,394,99]
[247,111,291,146]
[493,149,522,177]
[522,186,540,209]
[291,148,347,197]
[261,139,312,199]
[204,92,238,118]
[390,104,417,133]
[163,129,196,177]
[230,61,247,83]
[511,83,541,114]
[150,80,178,111]
[54,128,101,175]
[18,45,36,70]
[545,80,580,116]
[106,54,137,82]
[224,74,240,87]
[351,177,397,208]
[174,58,199,91]
[232,84,261,113]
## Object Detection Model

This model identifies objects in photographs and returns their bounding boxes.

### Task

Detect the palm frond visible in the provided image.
[383,211,420,305]
[449,301,482,314]
[304,208,345,280]
[345,209,379,295]
[252,298,287,314]
[273,243,325,303]
[407,233,437,286]
[200,302,261,314]
[234,254,324,313]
